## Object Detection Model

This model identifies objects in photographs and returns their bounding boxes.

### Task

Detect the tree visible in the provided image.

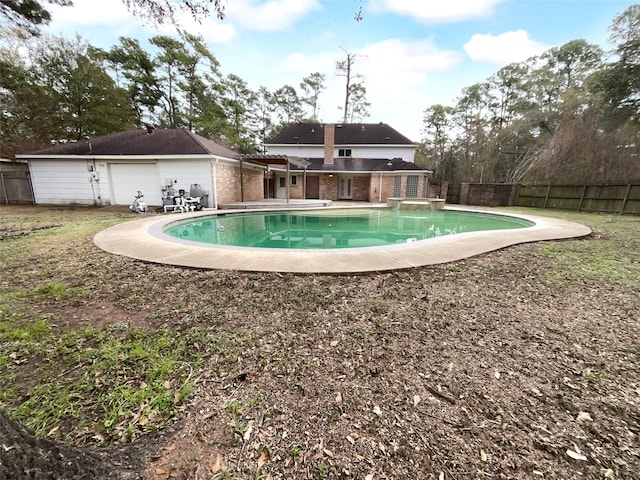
[255,86,276,150]
[299,72,326,121]
[335,47,364,123]
[0,0,71,34]
[1,33,135,156]
[103,37,163,126]
[422,104,454,181]
[594,4,640,126]
[272,85,303,125]
[545,39,603,90]
[343,82,370,122]
[0,0,225,35]
[220,73,259,152]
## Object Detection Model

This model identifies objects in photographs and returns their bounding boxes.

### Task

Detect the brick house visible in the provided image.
[16,127,264,208]
[246,122,432,202]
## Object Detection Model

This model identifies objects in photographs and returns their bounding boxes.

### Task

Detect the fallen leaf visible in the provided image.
[566,449,588,461]
[211,453,223,473]
[335,391,343,404]
[323,448,334,458]
[576,411,593,422]
[480,449,488,462]
[330,340,339,347]
[373,405,382,416]
[603,468,614,478]
[494,371,501,379]
[139,380,148,389]
[243,422,254,441]
[346,435,355,445]
[365,474,374,480]
[163,380,171,389]
[439,472,445,480]
[258,449,270,468]
[413,395,421,406]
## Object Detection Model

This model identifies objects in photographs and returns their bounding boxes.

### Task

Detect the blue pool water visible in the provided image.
[163,208,534,250]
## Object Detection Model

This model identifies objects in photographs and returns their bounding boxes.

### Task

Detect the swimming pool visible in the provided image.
[94,206,591,273]
[163,208,534,250]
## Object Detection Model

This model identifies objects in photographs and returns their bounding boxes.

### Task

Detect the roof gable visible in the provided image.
[19,128,239,159]
[266,123,415,146]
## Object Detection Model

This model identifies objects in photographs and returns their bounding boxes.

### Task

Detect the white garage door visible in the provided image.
[110,163,162,206]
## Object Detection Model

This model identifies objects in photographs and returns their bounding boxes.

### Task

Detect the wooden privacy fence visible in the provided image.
[448,182,639,215]
[0,171,34,204]
[517,183,639,215]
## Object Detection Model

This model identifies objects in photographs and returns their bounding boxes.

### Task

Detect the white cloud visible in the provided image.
[372,0,510,23]
[276,39,460,138]
[47,0,133,27]
[464,30,549,65]
[152,13,237,44]
[226,0,322,32]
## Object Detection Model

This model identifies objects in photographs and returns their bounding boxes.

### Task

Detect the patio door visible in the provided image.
[276,176,286,199]
[339,177,353,199]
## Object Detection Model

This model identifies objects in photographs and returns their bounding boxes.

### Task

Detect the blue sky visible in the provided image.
[42,0,637,141]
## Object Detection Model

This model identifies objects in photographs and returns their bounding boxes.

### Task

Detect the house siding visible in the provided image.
[267,145,416,163]
[153,159,214,206]
[29,160,106,206]
[29,157,218,207]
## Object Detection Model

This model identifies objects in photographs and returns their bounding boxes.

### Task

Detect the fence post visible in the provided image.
[1,173,8,205]
[620,184,632,215]
[578,185,587,212]
[543,184,551,209]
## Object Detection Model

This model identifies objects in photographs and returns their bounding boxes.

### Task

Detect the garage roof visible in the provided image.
[19,128,240,159]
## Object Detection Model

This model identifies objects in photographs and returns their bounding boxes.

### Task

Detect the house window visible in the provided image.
[393,176,402,197]
[406,175,418,198]
[279,177,285,188]
[291,175,297,186]
[338,148,352,157]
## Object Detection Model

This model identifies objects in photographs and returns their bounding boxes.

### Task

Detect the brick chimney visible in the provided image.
[323,123,335,165]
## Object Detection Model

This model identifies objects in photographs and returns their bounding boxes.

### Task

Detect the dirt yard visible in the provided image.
[0,206,638,480]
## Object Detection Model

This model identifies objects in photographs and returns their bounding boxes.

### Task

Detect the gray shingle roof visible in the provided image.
[291,157,425,172]
[20,128,239,159]
[267,123,415,145]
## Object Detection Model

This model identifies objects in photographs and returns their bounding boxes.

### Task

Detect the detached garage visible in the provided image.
[17,128,252,208]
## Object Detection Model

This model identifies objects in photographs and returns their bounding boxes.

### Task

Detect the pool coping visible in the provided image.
[93,206,592,273]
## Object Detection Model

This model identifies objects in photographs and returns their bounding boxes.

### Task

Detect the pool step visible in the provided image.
[387,198,446,210]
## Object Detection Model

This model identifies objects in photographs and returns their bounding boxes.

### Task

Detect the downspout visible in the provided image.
[212,157,219,209]
[303,168,307,199]
[92,158,102,206]
[240,157,244,202]
[286,156,290,204]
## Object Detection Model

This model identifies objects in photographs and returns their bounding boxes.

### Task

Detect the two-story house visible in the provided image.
[247,122,432,202]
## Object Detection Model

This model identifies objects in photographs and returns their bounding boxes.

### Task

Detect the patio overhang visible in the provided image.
[241,154,312,203]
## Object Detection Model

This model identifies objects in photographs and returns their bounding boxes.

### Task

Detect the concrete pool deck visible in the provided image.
[93,206,592,273]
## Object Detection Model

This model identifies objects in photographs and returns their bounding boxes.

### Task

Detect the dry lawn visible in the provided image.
[0,205,638,480]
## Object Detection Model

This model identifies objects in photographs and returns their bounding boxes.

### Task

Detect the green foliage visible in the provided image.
[419,5,639,185]
[1,323,214,443]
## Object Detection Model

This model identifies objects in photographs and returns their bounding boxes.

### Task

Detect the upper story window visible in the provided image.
[338,148,352,157]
